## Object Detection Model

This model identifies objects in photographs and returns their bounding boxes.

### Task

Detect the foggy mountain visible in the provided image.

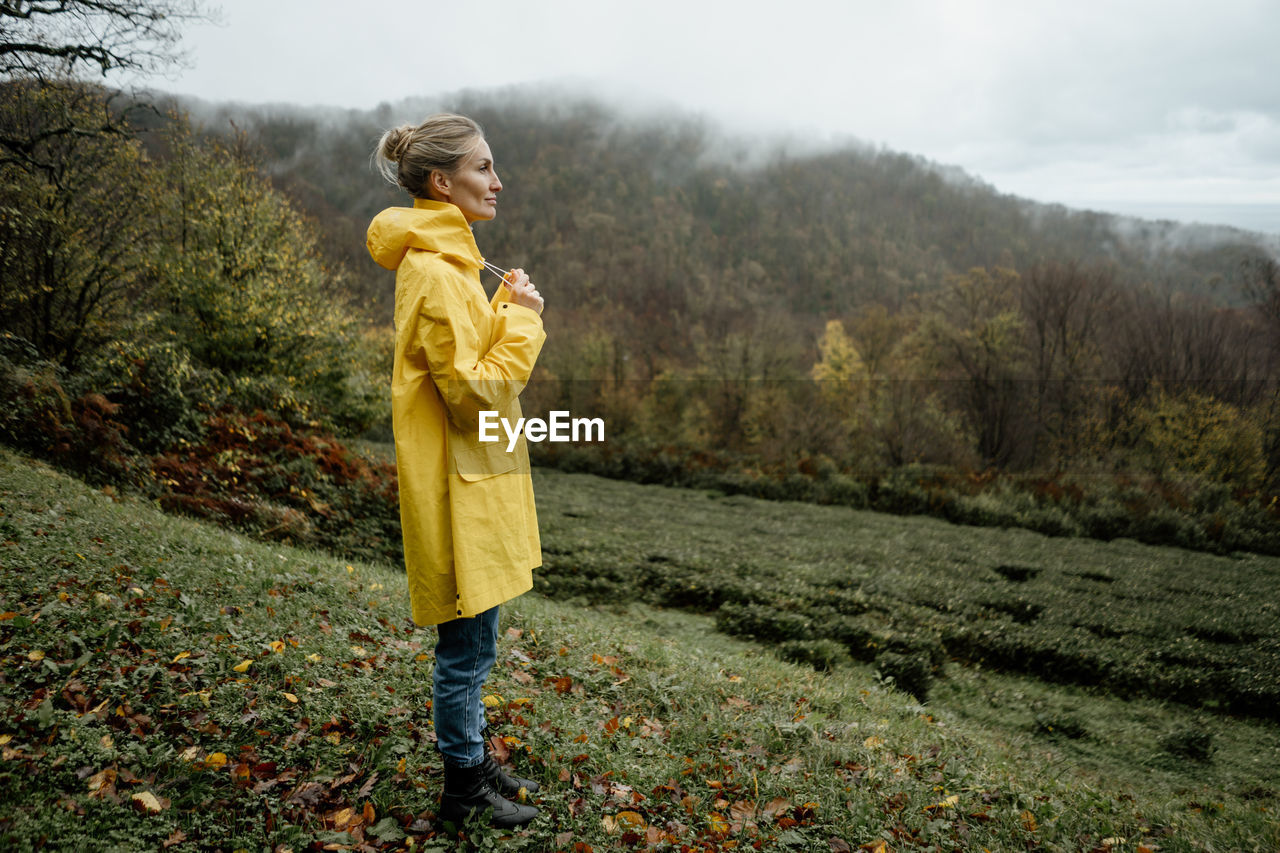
[166,87,1277,327]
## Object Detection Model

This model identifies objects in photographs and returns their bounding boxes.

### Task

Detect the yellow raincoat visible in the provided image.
[367,199,545,626]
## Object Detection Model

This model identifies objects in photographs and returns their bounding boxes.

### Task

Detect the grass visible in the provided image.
[527,467,1280,719]
[0,446,1277,851]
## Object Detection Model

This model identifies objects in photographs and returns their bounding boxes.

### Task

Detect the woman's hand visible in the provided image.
[503,268,544,315]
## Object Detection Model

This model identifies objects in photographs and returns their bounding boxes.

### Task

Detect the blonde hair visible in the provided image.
[373,113,485,198]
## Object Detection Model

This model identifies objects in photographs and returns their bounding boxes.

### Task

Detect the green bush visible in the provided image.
[78,338,207,453]
[1159,725,1215,762]
[777,639,848,671]
[875,650,934,701]
[0,352,135,484]
[715,601,812,643]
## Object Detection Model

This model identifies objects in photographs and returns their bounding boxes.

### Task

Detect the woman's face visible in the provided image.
[434,138,502,224]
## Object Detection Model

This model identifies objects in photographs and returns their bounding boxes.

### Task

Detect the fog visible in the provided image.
[142,0,1280,234]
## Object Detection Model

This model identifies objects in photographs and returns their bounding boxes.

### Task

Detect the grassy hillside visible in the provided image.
[1,448,1277,851]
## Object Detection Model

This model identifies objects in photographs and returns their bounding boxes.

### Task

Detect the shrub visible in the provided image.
[874,650,934,701]
[777,639,848,671]
[78,338,206,453]
[148,409,400,563]
[1159,725,1215,762]
[0,353,135,484]
[715,601,812,643]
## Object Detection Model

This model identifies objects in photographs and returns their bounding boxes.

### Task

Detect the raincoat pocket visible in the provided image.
[452,439,519,482]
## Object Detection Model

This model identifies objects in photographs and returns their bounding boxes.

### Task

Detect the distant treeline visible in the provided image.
[222,93,1279,482]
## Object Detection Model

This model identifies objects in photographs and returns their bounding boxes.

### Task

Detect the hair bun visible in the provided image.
[382,125,415,164]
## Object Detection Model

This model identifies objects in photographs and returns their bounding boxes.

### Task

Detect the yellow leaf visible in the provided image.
[131,791,164,814]
[179,746,200,762]
[171,651,190,664]
[282,692,298,704]
[707,812,729,833]
[87,768,116,795]
[100,734,113,749]
[1021,810,1038,832]
[396,757,406,773]
[0,735,10,746]
[482,694,503,708]
[204,752,228,769]
[923,794,960,812]
[232,659,253,673]
[616,810,646,829]
[27,650,44,662]
[269,640,285,654]
[863,735,884,748]
[306,653,321,663]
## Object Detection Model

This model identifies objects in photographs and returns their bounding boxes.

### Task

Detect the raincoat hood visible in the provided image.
[367,198,484,271]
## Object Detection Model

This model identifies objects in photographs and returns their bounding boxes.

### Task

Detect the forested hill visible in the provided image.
[177,89,1275,329]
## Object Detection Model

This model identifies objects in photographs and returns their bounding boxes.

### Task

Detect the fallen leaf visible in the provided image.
[1021,810,1038,832]
[87,768,116,798]
[282,692,298,704]
[923,794,959,812]
[203,753,228,769]
[232,659,253,673]
[615,810,646,830]
[762,797,791,818]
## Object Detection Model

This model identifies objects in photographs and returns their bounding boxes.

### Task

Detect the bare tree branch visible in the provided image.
[0,0,214,81]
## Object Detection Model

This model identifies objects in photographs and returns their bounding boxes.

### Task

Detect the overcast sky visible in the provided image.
[147,0,1280,234]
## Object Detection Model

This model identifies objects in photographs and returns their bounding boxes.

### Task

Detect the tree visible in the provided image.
[1017,259,1117,467]
[0,1,214,170]
[0,0,209,81]
[919,267,1030,468]
[0,82,159,367]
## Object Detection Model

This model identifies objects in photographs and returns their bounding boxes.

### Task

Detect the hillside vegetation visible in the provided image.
[2,447,1278,851]
[4,79,1278,561]
[208,91,1280,544]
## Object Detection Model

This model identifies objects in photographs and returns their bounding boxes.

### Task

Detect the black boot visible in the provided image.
[440,760,538,829]
[482,753,541,799]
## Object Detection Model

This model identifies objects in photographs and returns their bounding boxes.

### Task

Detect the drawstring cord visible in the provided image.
[481,259,513,285]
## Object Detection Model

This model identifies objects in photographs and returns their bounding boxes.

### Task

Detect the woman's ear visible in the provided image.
[428,168,451,201]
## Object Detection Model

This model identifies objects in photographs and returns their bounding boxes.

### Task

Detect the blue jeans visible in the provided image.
[433,605,499,767]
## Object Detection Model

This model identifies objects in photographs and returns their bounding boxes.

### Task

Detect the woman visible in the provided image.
[367,113,545,829]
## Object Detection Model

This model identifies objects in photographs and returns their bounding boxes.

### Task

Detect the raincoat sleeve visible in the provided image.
[411,262,545,432]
